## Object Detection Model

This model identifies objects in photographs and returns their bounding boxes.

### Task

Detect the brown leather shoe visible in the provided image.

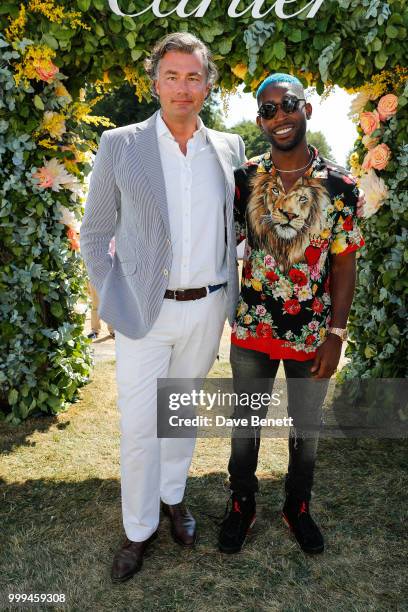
[111,532,157,583]
[162,502,197,547]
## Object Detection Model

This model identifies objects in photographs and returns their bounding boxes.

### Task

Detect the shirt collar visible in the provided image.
[156,110,207,142]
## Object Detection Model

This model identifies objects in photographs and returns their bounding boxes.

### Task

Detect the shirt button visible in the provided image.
[163,268,168,277]
[279,265,284,272]
[167,239,171,246]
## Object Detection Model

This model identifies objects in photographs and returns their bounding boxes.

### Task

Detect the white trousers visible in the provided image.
[115,287,227,542]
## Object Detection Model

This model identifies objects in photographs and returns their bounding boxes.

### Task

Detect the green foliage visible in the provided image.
[0,40,93,424]
[92,84,158,134]
[0,0,406,93]
[227,120,268,159]
[340,82,408,379]
[306,130,335,161]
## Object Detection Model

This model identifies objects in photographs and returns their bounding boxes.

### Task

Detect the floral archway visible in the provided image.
[0,0,406,422]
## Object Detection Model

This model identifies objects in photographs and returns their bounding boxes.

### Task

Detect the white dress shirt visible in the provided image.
[156,112,227,290]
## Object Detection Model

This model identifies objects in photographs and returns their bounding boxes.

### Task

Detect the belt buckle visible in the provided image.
[175,289,185,300]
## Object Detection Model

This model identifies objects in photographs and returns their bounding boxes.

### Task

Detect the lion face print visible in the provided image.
[247,173,331,272]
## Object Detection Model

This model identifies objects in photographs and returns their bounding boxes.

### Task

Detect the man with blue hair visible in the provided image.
[219,72,364,555]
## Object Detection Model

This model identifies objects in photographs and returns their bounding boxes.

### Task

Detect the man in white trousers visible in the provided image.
[80,32,245,582]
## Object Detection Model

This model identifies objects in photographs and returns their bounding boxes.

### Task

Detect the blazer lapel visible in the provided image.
[133,111,171,236]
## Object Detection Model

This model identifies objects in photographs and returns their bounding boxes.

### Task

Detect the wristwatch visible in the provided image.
[328,327,348,342]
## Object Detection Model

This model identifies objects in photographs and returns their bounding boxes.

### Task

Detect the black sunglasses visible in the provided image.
[257,96,306,120]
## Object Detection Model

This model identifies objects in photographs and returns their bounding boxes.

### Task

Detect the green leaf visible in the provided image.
[385,24,399,38]
[8,389,18,405]
[0,4,19,17]
[288,29,302,43]
[375,50,387,70]
[218,39,233,55]
[77,0,91,10]
[108,17,122,34]
[94,24,105,38]
[51,302,63,318]
[389,324,400,338]
[364,346,376,359]
[34,95,44,110]
[123,16,137,30]
[273,41,286,60]
[372,38,382,52]
[126,32,136,49]
[41,34,59,50]
[131,49,143,61]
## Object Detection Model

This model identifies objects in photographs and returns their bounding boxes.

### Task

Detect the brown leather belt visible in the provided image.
[164,287,207,301]
[164,283,226,301]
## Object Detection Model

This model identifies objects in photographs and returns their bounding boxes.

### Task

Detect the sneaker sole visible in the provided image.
[218,516,256,554]
[282,514,324,554]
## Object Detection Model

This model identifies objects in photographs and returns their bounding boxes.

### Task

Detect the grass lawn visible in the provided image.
[1,360,407,611]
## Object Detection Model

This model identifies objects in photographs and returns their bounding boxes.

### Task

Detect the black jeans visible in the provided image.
[228,344,330,501]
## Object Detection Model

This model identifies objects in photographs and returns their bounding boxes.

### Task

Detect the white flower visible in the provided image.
[33,158,80,195]
[74,301,88,315]
[348,91,371,119]
[272,278,292,301]
[295,285,313,302]
[236,326,248,339]
[59,205,80,232]
[358,169,389,218]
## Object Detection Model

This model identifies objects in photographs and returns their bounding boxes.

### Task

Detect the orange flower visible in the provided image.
[67,227,80,251]
[35,60,59,83]
[362,143,391,171]
[360,110,380,135]
[377,94,398,121]
[362,134,379,150]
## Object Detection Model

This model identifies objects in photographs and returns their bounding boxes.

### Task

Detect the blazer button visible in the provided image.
[163,268,169,277]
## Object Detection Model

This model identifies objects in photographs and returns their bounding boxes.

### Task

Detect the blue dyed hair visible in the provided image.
[256,73,303,100]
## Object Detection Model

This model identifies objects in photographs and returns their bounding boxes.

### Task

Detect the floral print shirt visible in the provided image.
[232,147,365,361]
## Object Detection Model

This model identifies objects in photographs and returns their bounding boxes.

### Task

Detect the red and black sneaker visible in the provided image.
[282,498,324,554]
[218,492,256,554]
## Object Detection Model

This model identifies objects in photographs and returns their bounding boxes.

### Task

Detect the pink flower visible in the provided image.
[255,305,267,316]
[362,143,391,172]
[34,167,54,188]
[263,254,275,268]
[377,94,398,121]
[35,61,59,83]
[33,158,80,196]
[360,110,380,136]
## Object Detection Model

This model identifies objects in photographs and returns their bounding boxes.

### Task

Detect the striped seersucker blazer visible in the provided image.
[80,110,246,339]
